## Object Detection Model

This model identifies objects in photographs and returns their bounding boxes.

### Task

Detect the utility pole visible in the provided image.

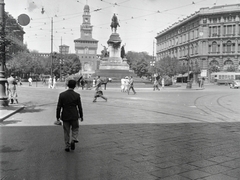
[0,0,8,106]
[60,37,62,82]
[50,17,53,87]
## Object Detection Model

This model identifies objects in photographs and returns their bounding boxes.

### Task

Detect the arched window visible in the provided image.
[210,60,219,66]
[224,60,233,65]
[227,41,232,53]
[212,42,217,53]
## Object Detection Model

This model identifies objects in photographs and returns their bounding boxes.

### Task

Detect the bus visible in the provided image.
[210,72,240,84]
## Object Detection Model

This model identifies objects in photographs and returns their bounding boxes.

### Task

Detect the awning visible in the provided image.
[176,71,192,78]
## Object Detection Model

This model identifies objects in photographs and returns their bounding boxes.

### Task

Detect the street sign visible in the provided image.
[18,14,30,26]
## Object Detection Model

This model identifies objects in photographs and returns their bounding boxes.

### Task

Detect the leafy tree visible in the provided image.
[131,58,149,77]
[126,51,152,77]
[126,51,152,68]
[155,56,179,77]
[177,64,188,75]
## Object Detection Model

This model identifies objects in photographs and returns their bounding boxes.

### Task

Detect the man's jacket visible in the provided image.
[56,89,83,121]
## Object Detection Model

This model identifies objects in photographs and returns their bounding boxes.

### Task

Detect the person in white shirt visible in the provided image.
[28,77,32,86]
[124,76,129,92]
[121,78,125,92]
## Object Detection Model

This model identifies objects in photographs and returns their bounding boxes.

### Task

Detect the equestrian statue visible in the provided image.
[110,13,120,33]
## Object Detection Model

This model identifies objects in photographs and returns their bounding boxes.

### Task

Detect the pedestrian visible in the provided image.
[19,77,22,86]
[55,80,84,152]
[28,77,32,86]
[92,78,96,87]
[201,77,205,88]
[128,76,136,95]
[121,77,125,92]
[93,76,107,102]
[161,77,165,89]
[7,73,18,104]
[153,79,160,91]
[52,76,56,89]
[124,76,129,92]
[103,77,108,90]
[48,77,52,88]
[198,77,201,87]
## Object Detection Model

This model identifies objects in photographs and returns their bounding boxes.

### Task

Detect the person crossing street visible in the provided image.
[93,76,107,102]
[128,76,136,95]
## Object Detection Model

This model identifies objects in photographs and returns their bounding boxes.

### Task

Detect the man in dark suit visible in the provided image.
[56,80,83,152]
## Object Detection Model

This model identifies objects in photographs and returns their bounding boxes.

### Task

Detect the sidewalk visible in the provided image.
[0,104,25,122]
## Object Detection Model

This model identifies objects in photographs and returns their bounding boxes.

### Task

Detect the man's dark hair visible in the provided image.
[68,80,76,89]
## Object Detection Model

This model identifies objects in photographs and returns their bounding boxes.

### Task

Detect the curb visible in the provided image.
[0,106,25,122]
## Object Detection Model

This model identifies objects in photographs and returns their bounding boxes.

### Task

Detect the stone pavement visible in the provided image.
[2,122,240,180]
[2,83,240,180]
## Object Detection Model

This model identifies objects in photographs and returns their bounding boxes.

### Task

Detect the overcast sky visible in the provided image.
[5,0,240,55]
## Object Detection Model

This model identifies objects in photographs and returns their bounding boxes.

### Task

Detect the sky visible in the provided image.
[5,0,240,55]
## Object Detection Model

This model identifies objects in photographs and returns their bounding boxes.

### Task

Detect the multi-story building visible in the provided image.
[74,4,99,78]
[155,4,240,78]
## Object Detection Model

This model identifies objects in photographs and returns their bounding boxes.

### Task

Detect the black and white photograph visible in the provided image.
[1,0,240,179]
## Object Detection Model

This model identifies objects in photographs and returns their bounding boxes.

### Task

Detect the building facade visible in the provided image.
[74,4,99,78]
[155,4,240,78]
[59,45,69,54]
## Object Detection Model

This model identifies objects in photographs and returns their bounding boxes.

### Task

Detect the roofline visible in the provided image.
[156,3,240,38]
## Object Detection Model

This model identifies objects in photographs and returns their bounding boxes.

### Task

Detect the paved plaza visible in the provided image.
[1,82,240,179]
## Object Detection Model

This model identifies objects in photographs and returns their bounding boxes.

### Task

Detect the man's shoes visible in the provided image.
[65,147,70,152]
[70,141,75,150]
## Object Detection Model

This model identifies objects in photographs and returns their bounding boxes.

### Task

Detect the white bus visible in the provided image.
[210,72,240,84]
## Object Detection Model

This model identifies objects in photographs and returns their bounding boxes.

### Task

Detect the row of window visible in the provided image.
[209,41,240,53]
[209,24,240,36]
[158,28,240,51]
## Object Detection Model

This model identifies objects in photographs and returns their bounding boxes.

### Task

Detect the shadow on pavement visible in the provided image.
[1,122,240,179]
[0,120,22,125]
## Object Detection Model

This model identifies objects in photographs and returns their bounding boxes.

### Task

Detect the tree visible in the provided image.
[155,56,179,77]
[126,51,152,77]
[131,59,149,77]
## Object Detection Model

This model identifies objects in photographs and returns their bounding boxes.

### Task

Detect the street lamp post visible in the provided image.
[150,60,156,82]
[186,55,192,89]
[0,0,8,106]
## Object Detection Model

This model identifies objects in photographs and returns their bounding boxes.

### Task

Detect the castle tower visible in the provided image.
[74,4,99,78]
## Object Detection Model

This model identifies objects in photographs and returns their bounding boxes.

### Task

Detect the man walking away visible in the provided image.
[128,76,136,95]
[56,80,84,152]
[93,76,107,102]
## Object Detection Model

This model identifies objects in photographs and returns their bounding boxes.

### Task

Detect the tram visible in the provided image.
[210,72,240,84]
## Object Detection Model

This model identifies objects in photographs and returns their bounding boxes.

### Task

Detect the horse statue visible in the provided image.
[110,13,120,33]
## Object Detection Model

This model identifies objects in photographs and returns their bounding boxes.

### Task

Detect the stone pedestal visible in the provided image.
[94,33,135,79]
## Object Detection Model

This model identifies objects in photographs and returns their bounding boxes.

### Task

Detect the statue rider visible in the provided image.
[111,13,120,33]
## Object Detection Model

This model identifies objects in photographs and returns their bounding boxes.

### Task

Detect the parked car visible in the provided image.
[230,80,240,89]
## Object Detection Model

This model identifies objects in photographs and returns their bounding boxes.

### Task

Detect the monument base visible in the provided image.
[92,69,136,79]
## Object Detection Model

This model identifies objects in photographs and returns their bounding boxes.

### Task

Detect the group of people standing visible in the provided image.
[121,76,136,94]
